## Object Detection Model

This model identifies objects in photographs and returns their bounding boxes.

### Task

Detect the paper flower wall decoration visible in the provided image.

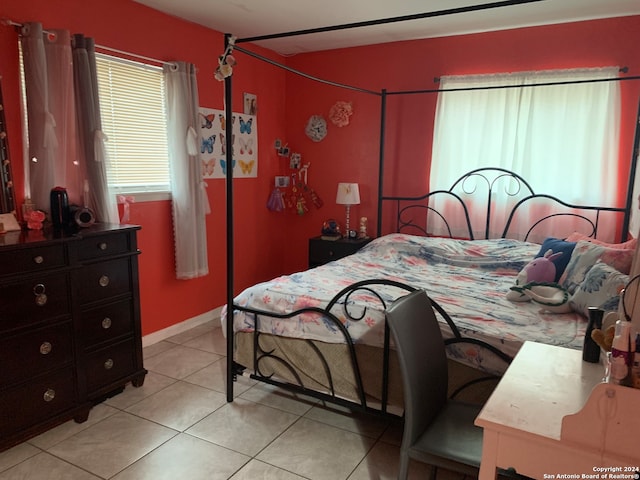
[329,101,353,127]
[305,115,327,142]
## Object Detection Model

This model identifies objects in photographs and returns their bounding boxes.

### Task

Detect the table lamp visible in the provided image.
[336,182,360,237]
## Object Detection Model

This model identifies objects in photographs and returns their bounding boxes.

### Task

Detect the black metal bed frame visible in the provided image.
[232,279,513,416]
[221,3,640,411]
[226,167,629,416]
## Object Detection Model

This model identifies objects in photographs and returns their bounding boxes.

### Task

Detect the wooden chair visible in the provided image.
[386,289,483,480]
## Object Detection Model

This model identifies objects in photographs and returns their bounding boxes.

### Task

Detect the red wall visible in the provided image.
[2,1,639,335]
[0,0,288,335]
[278,15,640,272]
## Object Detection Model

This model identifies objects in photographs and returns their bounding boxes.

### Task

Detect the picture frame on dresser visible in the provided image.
[0,223,147,452]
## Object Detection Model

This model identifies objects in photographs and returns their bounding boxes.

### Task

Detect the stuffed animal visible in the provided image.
[507,249,564,302]
[591,325,615,352]
[519,282,572,313]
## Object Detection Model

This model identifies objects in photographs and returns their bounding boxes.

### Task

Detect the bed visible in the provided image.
[223,168,635,415]
[218,10,640,414]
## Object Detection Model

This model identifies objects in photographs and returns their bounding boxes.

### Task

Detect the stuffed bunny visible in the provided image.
[507,249,563,302]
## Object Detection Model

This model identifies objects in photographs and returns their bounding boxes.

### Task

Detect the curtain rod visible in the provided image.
[389,74,640,96]
[236,0,545,44]
[233,45,380,96]
[3,18,53,35]
[3,18,174,68]
[95,45,174,68]
[433,66,630,83]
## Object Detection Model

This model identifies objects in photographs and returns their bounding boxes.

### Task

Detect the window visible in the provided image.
[429,68,621,240]
[96,54,170,195]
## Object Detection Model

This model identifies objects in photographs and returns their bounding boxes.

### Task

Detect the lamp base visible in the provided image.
[344,205,351,238]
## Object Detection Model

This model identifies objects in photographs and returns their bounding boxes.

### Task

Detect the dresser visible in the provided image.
[0,224,147,451]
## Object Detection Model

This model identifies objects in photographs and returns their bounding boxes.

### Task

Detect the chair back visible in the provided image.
[386,289,448,446]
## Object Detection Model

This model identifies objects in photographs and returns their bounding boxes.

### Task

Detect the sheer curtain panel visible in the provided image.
[430,68,621,242]
[20,23,80,211]
[72,34,118,223]
[20,23,117,222]
[164,62,209,279]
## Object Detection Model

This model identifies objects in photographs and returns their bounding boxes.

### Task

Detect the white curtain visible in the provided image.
[430,68,621,242]
[20,22,117,222]
[164,62,209,279]
[21,23,79,210]
[72,34,118,223]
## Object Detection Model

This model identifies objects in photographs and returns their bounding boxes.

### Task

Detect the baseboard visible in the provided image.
[141,306,224,347]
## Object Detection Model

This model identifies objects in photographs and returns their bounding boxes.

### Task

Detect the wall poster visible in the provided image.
[198,107,257,179]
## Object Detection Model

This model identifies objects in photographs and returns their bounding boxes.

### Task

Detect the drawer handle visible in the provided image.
[40,342,52,355]
[104,358,114,370]
[102,317,112,329]
[33,284,48,306]
[43,389,56,402]
[328,250,334,256]
[99,242,108,251]
[99,275,110,287]
[33,255,44,264]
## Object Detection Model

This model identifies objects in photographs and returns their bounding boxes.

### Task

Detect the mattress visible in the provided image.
[226,233,587,376]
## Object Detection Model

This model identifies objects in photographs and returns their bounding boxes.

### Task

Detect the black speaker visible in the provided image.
[69,205,96,228]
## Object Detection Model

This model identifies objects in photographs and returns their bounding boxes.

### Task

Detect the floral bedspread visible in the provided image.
[226,233,587,374]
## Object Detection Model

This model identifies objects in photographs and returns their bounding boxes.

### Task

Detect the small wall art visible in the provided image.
[243,93,257,115]
[198,107,258,179]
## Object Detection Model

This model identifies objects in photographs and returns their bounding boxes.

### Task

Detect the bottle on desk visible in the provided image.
[583,307,603,363]
[609,319,634,386]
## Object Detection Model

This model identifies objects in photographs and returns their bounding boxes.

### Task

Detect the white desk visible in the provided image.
[475,341,640,479]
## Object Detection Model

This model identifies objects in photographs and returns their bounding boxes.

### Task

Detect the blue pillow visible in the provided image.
[535,237,576,282]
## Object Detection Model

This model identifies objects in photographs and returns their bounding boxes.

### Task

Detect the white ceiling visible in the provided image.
[133,0,640,55]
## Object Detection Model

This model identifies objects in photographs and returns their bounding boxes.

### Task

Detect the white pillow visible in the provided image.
[569,260,628,317]
[560,241,634,294]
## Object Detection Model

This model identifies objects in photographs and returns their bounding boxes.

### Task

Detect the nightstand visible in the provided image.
[308,236,373,268]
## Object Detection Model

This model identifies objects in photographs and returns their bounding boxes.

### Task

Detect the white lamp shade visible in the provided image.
[336,183,360,205]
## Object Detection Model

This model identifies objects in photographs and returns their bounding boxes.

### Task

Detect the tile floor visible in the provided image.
[0,320,467,480]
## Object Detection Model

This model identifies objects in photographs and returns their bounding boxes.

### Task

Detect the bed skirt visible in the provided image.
[234,332,498,412]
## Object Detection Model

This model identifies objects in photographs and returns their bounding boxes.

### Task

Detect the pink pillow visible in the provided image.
[565,232,637,250]
[560,240,635,294]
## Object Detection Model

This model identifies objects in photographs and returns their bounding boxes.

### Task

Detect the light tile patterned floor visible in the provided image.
[0,320,467,480]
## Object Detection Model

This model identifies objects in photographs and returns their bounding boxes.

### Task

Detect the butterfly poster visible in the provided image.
[198,106,258,179]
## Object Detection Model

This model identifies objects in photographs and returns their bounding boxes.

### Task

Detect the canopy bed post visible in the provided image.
[376,89,387,238]
[224,33,235,403]
[622,95,640,239]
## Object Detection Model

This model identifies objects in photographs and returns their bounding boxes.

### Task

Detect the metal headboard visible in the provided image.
[380,167,628,242]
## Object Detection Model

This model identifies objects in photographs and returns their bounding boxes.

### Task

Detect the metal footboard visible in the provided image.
[230,279,513,416]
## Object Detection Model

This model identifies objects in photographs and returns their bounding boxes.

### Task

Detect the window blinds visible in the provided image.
[96,54,170,193]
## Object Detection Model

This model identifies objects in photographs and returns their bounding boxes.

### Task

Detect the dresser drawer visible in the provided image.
[81,299,134,347]
[0,323,74,385]
[75,257,132,305]
[76,232,132,261]
[85,339,136,394]
[0,273,71,331]
[0,367,76,434]
[0,244,66,277]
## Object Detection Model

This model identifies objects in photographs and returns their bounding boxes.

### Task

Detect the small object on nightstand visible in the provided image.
[359,216,368,239]
[321,218,341,237]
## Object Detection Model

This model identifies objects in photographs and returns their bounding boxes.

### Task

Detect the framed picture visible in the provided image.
[243,93,257,115]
